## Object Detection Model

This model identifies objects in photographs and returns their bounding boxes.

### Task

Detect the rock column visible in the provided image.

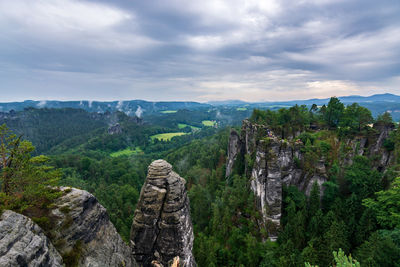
[131,160,196,267]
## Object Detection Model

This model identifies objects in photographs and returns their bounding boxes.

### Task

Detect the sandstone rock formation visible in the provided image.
[226,129,243,177]
[226,119,395,241]
[51,187,137,267]
[108,123,122,134]
[370,122,396,169]
[130,159,196,267]
[1,162,197,267]
[0,210,63,267]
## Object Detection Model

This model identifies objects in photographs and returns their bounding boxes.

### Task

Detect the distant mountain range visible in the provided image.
[207,100,249,106]
[208,93,400,106]
[209,93,400,120]
[1,93,400,119]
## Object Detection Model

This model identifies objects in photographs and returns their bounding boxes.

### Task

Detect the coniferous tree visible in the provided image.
[0,124,61,216]
[325,97,345,128]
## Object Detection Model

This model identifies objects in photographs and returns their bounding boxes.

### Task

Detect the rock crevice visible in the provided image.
[131,159,196,267]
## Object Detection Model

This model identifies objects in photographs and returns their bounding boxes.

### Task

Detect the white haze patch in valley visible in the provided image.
[135,106,143,118]
[37,100,47,108]
[216,110,233,124]
[116,100,124,111]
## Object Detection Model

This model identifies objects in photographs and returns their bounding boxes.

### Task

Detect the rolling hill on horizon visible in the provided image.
[1,93,400,120]
[208,93,400,105]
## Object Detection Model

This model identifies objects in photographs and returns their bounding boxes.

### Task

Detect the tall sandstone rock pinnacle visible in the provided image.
[130,159,196,267]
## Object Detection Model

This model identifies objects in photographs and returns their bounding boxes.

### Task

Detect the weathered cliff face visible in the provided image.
[226,129,243,177]
[0,210,63,267]
[226,120,395,241]
[341,123,395,168]
[51,187,137,267]
[370,123,396,169]
[108,123,123,135]
[130,159,196,267]
[248,133,327,240]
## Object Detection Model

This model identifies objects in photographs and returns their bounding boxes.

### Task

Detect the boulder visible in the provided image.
[51,187,137,267]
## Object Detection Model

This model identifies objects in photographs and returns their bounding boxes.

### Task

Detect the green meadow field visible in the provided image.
[202,120,216,127]
[178,123,200,131]
[110,147,143,157]
[150,132,188,141]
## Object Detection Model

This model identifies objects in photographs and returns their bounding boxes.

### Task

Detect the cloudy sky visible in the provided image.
[0,0,399,102]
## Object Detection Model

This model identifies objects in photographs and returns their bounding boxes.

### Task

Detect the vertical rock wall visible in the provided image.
[226,120,394,241]
[225,129,243,177]
[248,134,326,240]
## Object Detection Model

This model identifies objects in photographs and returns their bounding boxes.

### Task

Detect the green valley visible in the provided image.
[1,97,400,266]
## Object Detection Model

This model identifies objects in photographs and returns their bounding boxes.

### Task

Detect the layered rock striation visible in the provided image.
[51,187,137,267]
[0,210,63,267]
[226,119,395,241]
[130,159,196,267]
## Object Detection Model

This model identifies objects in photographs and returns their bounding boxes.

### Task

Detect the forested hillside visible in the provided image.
[186,97,400,266]
[0,108,108,154]
[1,98,400,266]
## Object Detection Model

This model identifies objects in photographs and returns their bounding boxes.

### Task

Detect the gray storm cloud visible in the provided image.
[0,0,399,101]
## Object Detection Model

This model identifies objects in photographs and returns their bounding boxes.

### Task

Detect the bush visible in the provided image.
[298,132,316,145]
[383,138,395,151]
[318,141,331,154]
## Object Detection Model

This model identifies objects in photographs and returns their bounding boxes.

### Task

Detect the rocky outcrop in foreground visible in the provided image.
[0,188,137,267]
[51,187,137,267]
[0,160,195,267]
[131,159,196,267]
[0,210,63,266]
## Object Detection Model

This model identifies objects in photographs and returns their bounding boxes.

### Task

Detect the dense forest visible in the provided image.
[180,98,400,266]
[1,98,400,266]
